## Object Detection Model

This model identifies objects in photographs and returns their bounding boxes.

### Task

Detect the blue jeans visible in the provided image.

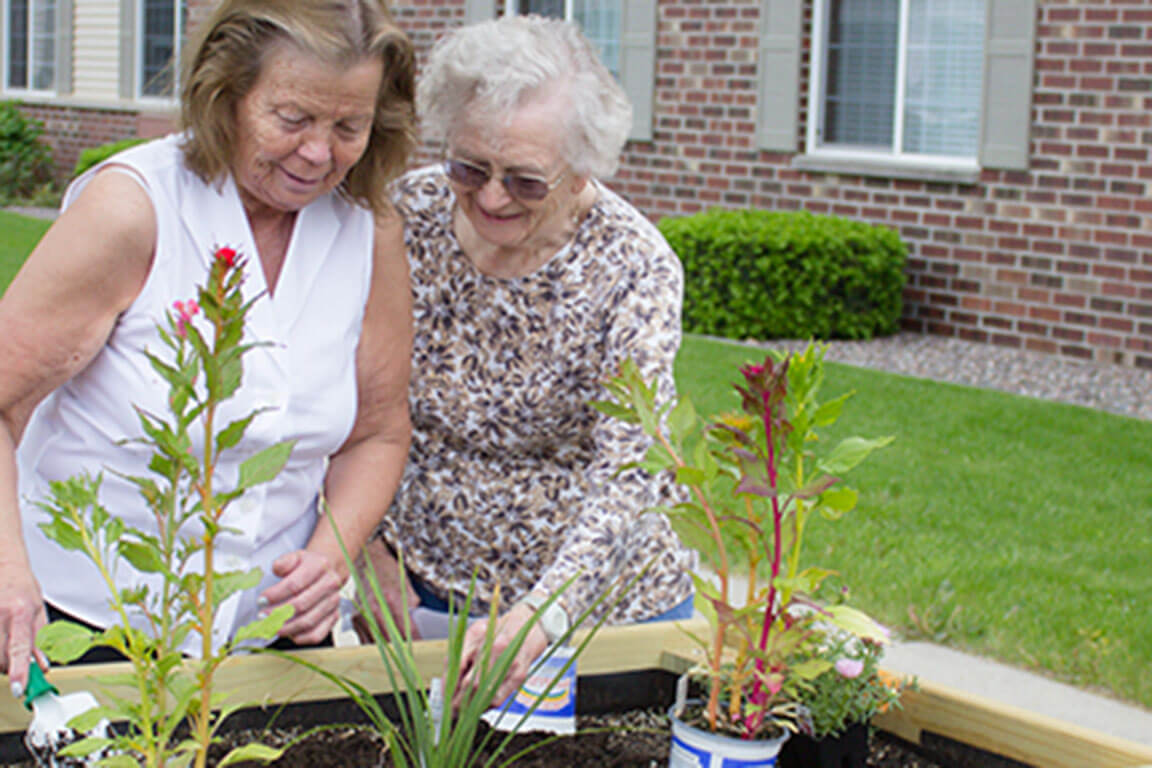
[410,575,694,623]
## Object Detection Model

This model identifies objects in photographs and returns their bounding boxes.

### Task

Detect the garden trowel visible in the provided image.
[22,660,108,767]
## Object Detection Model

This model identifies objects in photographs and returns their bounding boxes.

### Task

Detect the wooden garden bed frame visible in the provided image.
[2,618,1150,768]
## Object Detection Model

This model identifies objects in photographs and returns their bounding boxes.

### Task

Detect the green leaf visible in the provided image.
[232,604,292,645]
[237,440,296,490]
[118,541,166,573]
[823,604,891,643]
[211,568,262,604]
[812,392,850,427]
[37,621,97,663]
[666,395,698,444]
[216,413,258,452]
[819,436,894,475]
[819,487,858,516]
[218,743,284,767]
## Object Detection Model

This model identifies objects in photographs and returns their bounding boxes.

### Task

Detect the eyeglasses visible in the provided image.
[444,157,568,202]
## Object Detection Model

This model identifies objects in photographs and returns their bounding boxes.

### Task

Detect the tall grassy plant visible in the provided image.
[288,536,640,768]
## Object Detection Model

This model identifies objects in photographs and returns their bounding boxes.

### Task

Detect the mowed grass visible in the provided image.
[2,211,1149,709]
[676,334,1152,709]
[0,210,50,292]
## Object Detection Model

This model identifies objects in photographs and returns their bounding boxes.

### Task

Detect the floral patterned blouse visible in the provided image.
[378,166,697,623]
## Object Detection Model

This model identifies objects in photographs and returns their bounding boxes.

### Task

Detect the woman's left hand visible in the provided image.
[261,549,344,645]
[456,602,548,709]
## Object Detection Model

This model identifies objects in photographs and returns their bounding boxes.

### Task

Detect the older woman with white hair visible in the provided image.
[356,14,696,701]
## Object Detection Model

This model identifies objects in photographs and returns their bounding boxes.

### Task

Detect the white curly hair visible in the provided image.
[417,14,633,179]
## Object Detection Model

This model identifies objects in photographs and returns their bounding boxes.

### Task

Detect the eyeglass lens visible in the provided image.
[445,159,554,201]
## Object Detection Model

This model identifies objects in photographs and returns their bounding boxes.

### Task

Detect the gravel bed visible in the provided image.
[745,332,1151,422]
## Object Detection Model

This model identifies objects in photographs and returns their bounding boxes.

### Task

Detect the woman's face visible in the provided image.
[232,42,382,217]
[448,94,587,252]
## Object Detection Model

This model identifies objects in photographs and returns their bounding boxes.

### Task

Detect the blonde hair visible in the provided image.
[418,14,632,179]
[179,0,416,216]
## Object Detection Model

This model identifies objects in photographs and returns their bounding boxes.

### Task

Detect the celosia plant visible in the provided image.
[35,247,293,768]
[593,343,892,739]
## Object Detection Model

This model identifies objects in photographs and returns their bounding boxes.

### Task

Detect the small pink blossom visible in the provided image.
[835,658,864,679]
[173,299,200,337]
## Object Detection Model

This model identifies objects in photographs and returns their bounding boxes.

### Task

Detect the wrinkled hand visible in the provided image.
[351,537,420,642]
[260,549,343,646]
[455,602,548,709]
[0,559,47,696]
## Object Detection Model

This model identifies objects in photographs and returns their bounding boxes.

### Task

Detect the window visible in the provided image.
[507,0,621,79]
[139,0,186,98]
[5,0,55,92]
[810,0,986,166]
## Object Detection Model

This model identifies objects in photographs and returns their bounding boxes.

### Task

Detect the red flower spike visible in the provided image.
[214,247,237,268]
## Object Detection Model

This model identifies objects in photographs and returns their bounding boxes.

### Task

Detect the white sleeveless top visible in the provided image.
[18,135,374,653]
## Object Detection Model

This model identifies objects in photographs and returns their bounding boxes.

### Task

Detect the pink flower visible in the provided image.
[835,658,864,679]
[173,299,200,337]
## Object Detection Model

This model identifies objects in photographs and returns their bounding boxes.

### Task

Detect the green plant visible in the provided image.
[73,137,150,178]
[35,247,294,768]
[0,100,56,203]
[658,209,906,341]
[593,343,891,740]
[288,541,636,768]
[791,628,913,740]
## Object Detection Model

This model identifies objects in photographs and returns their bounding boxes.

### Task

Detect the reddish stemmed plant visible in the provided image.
[593,343,892,739]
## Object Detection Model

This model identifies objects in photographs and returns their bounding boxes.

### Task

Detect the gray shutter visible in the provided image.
[118,0,135,99]
[619,0,656,142]
[980,0,1036,170]
[56,0,74,95]
[756,0,803,152]
[464,0,498,24]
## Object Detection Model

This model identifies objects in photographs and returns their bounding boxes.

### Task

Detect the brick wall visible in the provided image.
[18,104,140,184]
[390,0,1152,368]
[17,0,1150,367]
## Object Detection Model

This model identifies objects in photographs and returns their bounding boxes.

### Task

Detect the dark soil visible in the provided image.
[210,709,946,768]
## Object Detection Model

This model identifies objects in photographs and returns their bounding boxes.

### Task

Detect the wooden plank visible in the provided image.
[0,620,699,734]
[5,618,1150,768]
[870,676,1152,768]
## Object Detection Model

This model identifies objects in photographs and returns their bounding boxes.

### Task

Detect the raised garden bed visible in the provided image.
[3,619,1151,767]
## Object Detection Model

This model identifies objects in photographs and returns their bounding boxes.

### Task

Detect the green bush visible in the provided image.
[658,208,907,341]
[72,136,149,178]
[0,100,55,203]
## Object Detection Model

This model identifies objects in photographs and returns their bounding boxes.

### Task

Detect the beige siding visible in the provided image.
[73,0,123,101]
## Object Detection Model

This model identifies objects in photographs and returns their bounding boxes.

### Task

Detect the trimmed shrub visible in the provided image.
[658,208,907,341]
[0,100,55,203]
[72,136,150,178]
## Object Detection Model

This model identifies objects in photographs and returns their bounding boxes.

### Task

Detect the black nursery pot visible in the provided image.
[777,721,869,768]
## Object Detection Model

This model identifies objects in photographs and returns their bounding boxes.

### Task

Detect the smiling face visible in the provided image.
[448,91,588,255]
[231,41,383,218]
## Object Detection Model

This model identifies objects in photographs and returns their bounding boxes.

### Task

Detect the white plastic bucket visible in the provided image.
[668,702,789,768]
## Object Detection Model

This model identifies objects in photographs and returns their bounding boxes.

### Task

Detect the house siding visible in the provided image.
[73,1,122,101]
[12,0,1152,368]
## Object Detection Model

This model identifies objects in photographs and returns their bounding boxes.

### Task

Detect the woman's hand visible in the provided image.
[260,549,344,646]
[352,537,420,642]
[455,602,548,709]
[0,558,48,693]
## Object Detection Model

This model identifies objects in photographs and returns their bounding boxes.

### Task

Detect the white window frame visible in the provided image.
[804,0,983,177]
[135,0,185,103]
[501,0,620,77]
[2,0,56,96]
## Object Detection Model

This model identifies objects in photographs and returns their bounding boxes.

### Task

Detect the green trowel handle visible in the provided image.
[23,659,58,711]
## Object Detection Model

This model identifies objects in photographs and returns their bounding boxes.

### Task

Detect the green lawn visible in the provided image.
[0,210,50,292]
[676,335,1152,709]
[2,211,1148,709]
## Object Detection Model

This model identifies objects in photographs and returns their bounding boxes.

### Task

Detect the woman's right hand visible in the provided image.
[352,536,421,642]
[0,557,47,695]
